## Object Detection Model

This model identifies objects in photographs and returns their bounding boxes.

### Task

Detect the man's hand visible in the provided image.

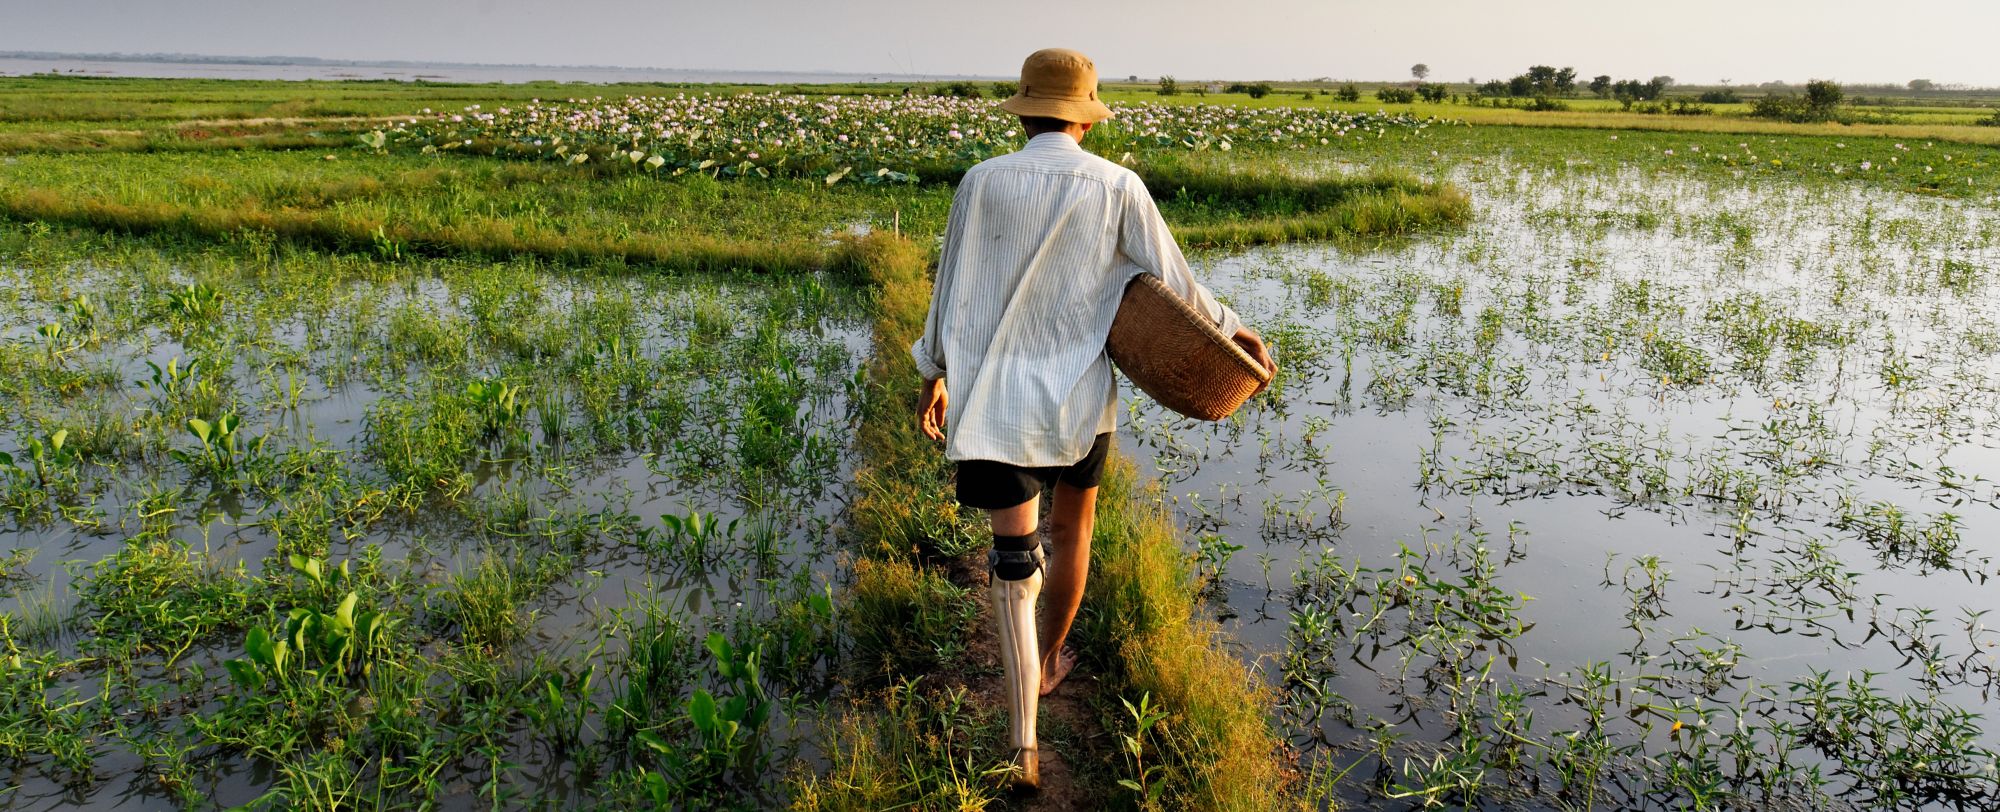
[1232,327,1277,393]
[918,377,949,442]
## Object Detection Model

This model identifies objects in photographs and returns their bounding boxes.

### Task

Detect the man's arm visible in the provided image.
[910,181,973,383]
[913,181,974,441]
[1118,181,1273,382]
[1117,181,1244,338]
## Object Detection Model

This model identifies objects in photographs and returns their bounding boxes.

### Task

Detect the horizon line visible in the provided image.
[3,49,1997,91]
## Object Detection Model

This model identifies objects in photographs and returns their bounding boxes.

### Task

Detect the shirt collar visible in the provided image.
[1025,132,1082,152]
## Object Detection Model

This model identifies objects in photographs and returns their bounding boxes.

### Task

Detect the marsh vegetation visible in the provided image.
[0,74,1995,810]
[1136,155,2000,808]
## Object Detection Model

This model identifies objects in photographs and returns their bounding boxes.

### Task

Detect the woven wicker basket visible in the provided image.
[1107,274,1271,421]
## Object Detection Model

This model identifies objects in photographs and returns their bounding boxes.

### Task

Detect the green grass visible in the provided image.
[0,211,874,807]
[0,143,1479,271]
[40,71,1984,810]
[0,99,1466,809]
[0,149,954,272]
[0,75,919,126]
[1097,83,2000,138]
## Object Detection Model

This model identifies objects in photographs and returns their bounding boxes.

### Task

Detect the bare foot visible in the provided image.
[1039,648,1077,696]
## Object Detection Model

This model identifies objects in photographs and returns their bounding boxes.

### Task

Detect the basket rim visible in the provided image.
[1124,272,1272,383]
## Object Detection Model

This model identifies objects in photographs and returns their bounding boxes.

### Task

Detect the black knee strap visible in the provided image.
[990,533,1044,581]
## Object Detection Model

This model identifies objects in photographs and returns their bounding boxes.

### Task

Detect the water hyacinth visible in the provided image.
[385,93,1453,183]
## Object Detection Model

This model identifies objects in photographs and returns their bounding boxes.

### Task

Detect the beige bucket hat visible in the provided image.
[998,48,1114,124]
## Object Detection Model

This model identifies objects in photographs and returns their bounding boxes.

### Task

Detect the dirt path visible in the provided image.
[951,560,1109,810]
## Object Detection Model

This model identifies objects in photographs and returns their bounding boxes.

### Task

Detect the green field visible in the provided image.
[0,75,1996,810]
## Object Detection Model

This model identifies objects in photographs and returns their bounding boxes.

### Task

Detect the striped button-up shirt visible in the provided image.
[912,132,1242,468]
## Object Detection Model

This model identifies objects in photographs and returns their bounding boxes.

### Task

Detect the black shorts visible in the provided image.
[955,433,1113,510]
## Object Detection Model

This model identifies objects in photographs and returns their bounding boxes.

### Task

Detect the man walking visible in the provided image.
[911,48,1272,791]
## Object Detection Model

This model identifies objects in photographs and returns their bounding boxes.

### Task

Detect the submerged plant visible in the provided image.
[162,282,223,332]
[225,561,392,690]
[463,377,525,439]
[172,413,266,483]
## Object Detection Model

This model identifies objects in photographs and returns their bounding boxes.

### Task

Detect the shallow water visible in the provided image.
[1125,165,2000,808]
[0,261,869,808]
[0,56,993,86]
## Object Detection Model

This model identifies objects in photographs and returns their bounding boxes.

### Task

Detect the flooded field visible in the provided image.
[1133,162,2000,808]
[3,71,1999,808]
[0,246,868,808]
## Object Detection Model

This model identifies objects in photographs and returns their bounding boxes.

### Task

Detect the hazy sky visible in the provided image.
[5,0,1997,87]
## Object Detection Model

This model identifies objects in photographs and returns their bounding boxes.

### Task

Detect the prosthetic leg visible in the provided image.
[990,533,1045,791]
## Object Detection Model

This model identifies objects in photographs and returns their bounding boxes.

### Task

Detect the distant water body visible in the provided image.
[0,56,997,86]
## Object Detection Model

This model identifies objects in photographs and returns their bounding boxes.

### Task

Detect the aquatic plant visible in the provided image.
[384,93,1455,183]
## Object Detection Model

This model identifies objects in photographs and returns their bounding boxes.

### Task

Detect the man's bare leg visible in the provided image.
[1039,481,1096,694]
[988,494,1039,537]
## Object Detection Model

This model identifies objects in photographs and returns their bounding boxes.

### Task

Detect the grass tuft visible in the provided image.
[846,557,977,678]
[791,678,1006,811]
[1081,458,1290,810]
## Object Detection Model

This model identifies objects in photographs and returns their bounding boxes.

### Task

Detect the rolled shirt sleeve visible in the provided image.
[910,318,947,380]
[910,262,948,380]
[909,185,972,381]
[1116,178,1244,338]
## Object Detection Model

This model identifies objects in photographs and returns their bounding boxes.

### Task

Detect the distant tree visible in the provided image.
[1415,83,1449,102]
[1589,75,1612,97]
[1696,89,1741,104]
[1335,83,1361,102]
[1750,79,1844,122]
[1804,79,1843,109]
[1128,74,1139,82]
[1157,75,1179,96]
[1377,87,1416,104]
[1611,77,1666,103]
[1504,65,1579,97]
[1411,63,1431,82]
[991,81,1018,98]
[1649,76,1676,92]
[1226,82,1273,99]
[1908,78,1935,92]
[1667,98,1713,116]
[1524,65,1559,95]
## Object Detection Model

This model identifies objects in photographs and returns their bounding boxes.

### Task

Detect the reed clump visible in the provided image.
[1079,458,1289,810]
[0,186,835,274]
